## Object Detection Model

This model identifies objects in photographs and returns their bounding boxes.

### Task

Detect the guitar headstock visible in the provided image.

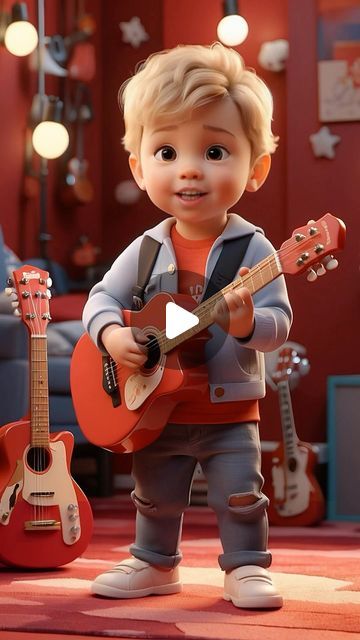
[271,346,310,386]
[6,265,52,335]
[278,213,346,276]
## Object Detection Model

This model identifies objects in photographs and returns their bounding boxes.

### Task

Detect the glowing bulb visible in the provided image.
[217,14,248,47]
[4,20,38,56]
[32,121,69,159]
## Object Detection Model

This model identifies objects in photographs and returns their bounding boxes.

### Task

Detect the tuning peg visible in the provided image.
[11,301,19,308]
[13,308,21,317]
[46,277,53,288]
[46,289,52,299]
[4,287,13,296]
[306,268,317,282]
[6,277,14,287]
[323,255,338,271]
[316,263,326,276]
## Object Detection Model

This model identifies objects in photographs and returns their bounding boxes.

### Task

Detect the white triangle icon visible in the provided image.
[165,302,199,339]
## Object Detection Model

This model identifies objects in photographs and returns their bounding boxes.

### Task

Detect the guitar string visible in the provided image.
[29,281,48,524]
[106,235,314,378]
[28,289,39,523]
[29,288,43,523]
[108,250,275,376]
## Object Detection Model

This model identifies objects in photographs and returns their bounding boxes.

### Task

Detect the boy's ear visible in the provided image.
[129,154,146,191]
[246,154,271,192]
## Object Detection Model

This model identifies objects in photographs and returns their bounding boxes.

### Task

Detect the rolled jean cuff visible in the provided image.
[219,550,272,572]
[130,544,182,569]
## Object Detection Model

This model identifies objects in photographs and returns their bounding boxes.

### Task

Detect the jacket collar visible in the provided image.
[144,213,263,245]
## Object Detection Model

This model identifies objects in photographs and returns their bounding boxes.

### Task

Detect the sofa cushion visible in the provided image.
[47,320,84,356]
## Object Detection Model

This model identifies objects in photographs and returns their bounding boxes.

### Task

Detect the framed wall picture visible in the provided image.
[317,1,360,122]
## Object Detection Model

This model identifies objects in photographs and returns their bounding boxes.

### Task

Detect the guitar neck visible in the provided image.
[277,380,299,460]
[162,252,281,353]
[30,335,50,446]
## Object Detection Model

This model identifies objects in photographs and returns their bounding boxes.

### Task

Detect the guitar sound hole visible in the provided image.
[288,457,297,472]
[27,447,50,472]
[144,334,161,369]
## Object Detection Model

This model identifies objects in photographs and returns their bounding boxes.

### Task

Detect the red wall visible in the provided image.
[285,0,359,441]
[0,0,358,444]
[0,0,103,268]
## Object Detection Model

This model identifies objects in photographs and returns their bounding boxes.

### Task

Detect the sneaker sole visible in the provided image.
[91,581,182,599]
[223,592,283,609]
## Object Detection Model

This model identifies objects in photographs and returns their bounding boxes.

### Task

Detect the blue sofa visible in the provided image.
[0,230,113,496]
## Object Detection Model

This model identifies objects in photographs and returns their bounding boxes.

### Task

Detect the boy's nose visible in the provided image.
[179,162,203,180]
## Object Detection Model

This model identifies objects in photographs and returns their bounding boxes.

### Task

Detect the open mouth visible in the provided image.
[175,191,207,201]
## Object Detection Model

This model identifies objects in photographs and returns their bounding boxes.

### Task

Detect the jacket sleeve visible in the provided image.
[82,235,143,348]
[236,232,293,353]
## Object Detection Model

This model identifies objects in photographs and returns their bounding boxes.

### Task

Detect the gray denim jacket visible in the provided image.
[83,214,292,403]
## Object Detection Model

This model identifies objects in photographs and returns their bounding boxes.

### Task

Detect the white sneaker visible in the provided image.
[91,557,182,599]
[224,565,283,609]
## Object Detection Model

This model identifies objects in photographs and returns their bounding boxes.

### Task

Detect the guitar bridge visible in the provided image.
[24,520,61,530]
[30,491,55,497]
[102,355,121,407]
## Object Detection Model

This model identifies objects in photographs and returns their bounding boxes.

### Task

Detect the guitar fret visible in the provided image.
[30,336,50,444]
[161,254,281,354]
[277,380,298,462]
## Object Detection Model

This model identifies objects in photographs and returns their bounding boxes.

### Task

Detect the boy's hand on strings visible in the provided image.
[211,267,255,339]
[101,325,148,369]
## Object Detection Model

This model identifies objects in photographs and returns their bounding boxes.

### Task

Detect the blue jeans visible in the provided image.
[130,421,271,572]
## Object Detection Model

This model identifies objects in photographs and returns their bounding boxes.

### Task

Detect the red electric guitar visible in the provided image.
[70,213,346,454]
[268,347,325,526]
[0,266,93,568]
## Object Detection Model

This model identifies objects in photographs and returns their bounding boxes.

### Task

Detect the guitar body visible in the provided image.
[0,420,93,568]
[71,292,209,453]
[268,440,325,526]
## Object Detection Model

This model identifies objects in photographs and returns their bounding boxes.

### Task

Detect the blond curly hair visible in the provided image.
[119,42,278,161]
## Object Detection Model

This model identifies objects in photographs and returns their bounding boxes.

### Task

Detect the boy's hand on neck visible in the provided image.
[210,267,255,339]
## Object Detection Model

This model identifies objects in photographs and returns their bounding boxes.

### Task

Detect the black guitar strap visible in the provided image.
[132,232,254,309]
[202,234,254,301]
[132,235,161,310]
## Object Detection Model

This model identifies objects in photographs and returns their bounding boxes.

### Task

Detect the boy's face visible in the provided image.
[130,98,268,237]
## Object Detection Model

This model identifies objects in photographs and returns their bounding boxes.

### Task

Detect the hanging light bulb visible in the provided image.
[217,0,248,47]
[3,3,38,57]
[32,96,69,159]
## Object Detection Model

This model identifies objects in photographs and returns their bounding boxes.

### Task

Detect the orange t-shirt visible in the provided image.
[169,225,260,424]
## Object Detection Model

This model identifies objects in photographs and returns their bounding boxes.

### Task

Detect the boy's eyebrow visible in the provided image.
[151,124,235,137]
[151,125,178,135]
[203,125,235,137]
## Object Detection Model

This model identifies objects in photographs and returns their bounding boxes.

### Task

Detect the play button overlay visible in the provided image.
[132,269,232,371]
[165,301,199,339]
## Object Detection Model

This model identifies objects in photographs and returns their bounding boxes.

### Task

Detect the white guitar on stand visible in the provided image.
[267,346,325,526]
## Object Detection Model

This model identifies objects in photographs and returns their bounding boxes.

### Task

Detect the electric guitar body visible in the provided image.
[0,420,93,568]
[267,347,325,526]
[0,265,93,568]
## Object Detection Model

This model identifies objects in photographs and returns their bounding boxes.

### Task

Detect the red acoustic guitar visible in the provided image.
[70,213,345,454]
[0,266,93,568]
[267,347,325,526]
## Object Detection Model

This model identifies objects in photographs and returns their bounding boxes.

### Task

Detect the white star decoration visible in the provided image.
[309,126,341,159]
[119,16,149,48]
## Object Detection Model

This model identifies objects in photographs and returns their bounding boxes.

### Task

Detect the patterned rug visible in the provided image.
[1,495,360,639]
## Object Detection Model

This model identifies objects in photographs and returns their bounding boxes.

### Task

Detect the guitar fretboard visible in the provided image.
[161,253,281,353]
[30,336,50,446]
[277,380,299,461]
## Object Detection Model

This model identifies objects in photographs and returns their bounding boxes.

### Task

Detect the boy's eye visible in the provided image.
[154,146,177,161]
[206,145,229,161]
